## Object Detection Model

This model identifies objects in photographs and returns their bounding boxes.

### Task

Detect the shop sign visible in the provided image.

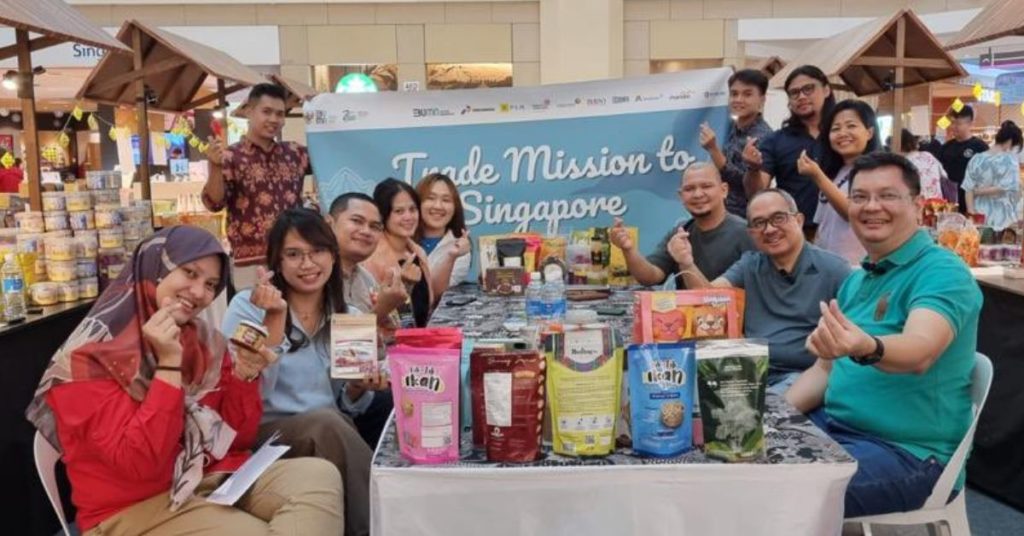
[995,72,1024,104]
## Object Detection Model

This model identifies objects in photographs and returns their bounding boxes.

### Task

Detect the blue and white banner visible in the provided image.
[305,68,731,258]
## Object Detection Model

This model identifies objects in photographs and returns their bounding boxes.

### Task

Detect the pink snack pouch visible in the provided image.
[390,346,461,464]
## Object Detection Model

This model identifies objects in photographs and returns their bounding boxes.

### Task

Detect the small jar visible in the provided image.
[78,277,99,299]
[44,237,77,261]
[94,204,123,229]
[58,282,80,303]
[76,259,98,278]
[30,282,60,306]
[75,234,98,259]
[231,320,269,352]
[122,220,142,240]
[15,211,45,233]
[42,192,66,212]
[90,188,120,205]
[99,227,124,249]
[16,233,43,255]
[68,210,96,231]
[65,192,93,212]
[47,259,77,282]
[43,211,69,231]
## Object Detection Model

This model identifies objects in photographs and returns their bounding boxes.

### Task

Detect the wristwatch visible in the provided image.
[851,336,884,366]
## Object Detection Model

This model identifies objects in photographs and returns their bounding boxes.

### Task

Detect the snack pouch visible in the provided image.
[395,327,463,349]
[544,324,622,457]
[482,351,546,462]
[696,339,769,462]
[390,346,461,464]
[627,342,695,458]
[607,226,638,287]
[330,314,378,379]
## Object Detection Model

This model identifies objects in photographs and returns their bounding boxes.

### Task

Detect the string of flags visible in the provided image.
[935,82,1012,130]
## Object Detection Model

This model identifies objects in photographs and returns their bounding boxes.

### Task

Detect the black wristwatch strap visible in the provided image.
[851,336,884,366]
[155,365,182,372]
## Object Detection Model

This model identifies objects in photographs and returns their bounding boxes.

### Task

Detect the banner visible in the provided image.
[305,68,732,272]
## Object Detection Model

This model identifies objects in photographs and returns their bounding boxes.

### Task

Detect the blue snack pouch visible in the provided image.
[627,342,696,457]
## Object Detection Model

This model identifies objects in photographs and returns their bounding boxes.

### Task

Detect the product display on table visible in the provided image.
[480,351,546,462]
[696,339,769,462]
[627,342,696,458]
[390,346,462,464]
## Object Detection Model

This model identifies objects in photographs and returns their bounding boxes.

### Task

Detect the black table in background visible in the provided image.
[1,301,92,536]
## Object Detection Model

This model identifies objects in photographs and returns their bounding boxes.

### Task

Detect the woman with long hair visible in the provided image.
[963,121,1023,235]
[415,173,472,299]
[222,208,383,536]
[797,99,880,262]
[26,226,341,536]
[365,178,433,328]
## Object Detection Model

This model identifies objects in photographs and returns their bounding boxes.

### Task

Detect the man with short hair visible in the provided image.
[610,162,754,289]
[787,152,982,517]
[939,105,989,214]
[699,69,774,218]
[203,83,311,289]
[670,188,850,389]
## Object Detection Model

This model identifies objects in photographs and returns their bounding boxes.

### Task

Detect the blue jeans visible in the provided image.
[808,408,945,517]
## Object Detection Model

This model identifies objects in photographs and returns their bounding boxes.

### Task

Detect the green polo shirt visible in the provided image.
[825,230,981,470]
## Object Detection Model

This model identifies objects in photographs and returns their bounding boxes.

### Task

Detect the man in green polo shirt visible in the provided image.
[786,152,982,517]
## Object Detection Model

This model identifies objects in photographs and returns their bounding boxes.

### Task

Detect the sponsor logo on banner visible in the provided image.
[586,97,607,106]
[669,89,695,101]
[612,96,630,104]
[704,90,726,99]
[413,107,455,118]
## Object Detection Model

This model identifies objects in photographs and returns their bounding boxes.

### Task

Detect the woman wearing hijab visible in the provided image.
[26,226,342,536]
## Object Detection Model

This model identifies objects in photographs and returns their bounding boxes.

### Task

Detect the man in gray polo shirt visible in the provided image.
[673,188,851,390]
[610,162,753,289]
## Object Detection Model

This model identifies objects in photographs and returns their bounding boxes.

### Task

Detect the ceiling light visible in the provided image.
[212,110,224,119]
[1,71,17,91]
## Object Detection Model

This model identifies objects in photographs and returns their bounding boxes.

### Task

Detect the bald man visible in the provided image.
[610,162,754,289]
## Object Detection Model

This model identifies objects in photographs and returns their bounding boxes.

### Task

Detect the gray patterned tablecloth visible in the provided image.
[374,284,855,469]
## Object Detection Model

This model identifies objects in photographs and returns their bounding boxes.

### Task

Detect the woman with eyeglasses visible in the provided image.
[962,121,1023,238]
[221,208,379,536]
[365,178,434,329]
[797,99,879,263]
[415,173,472,300]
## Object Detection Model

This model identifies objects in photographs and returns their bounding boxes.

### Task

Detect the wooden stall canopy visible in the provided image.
[232,72,320,118]
[750,56,786,78]
[77,19,265,112]
[770,9,964,96]
[0,0,130,61]
[945,0,1024,51]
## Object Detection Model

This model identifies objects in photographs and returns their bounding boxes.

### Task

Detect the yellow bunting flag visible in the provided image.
[1020,101,1024,117]
[937,116,952,130]
[108,127,119,141]
[42,147,59,162]
[951,98,965,113]
[71,106,83,121]
[994,91,1001,107]
[87,113,98,130]
[0,152,14,169]
[188,136,200,148]
[198,142,209,154]
[972,83,983,99]
[57,132,70,148]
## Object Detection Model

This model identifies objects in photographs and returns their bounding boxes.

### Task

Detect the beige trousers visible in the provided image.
[258,408,374,536]
[85,458,342,536]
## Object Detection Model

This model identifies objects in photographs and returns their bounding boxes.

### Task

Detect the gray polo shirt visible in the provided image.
[722,244,852,373]
[646,213,754,289]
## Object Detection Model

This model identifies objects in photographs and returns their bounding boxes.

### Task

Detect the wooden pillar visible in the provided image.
[15,30,42,211]
[892,17,906,155]
[216,78,230,140]
[132,26,151,199]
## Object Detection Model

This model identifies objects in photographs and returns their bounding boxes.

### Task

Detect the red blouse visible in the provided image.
[46,356,261,531]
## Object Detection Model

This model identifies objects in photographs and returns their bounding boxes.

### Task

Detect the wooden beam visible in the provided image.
[0,35,63,62]
[217,78,230,142]
[850,56,952,70]
[15,30,43,211]
[893,17,907,156]
[90,56,189,95]
[182,83,244,110]
[133,26,152,200]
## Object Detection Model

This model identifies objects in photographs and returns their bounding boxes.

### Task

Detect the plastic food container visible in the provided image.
[66,192,93,212]
[45,237,77,261]
[15,211,45,233]
[122,220,143,240]
[94,204,122,229]
[0,228,16,247]
[78,277,99,299]
[47,259,77,282]
[44,211,69,231]
[76,259,98,278]
[42,192,66,211]
[30,282,60,306]
[98,247,127,289]
[16,233,43,254]
[231,320,269,352]
[58,282,80,303]
[91,188,120,205]
[75,235,98,258]
[86,170,122,190]
[68,210,95,231]
[99,227,124,249]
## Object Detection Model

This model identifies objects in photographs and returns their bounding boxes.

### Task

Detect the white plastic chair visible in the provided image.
[846,352,994,536]
[34,431,72,536]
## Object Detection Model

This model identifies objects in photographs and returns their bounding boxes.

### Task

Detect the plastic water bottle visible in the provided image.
[2,253,26,324]
[543,277,567,321]
[525,272,546,322]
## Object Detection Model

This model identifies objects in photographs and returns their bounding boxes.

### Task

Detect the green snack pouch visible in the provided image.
[695,339,769,462]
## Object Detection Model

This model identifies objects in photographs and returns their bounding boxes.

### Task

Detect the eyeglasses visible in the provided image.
[849,192,912,206]
[787,83,819,100]
[747,211,797,232]
[282,247,332,265]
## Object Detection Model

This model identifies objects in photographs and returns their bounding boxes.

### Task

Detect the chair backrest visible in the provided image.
[922,352,994,509]
[33,431,71,536]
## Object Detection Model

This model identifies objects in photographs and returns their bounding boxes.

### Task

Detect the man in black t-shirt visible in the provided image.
[939,105,989,213]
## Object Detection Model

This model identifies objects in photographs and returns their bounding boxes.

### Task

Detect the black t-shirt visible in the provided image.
[759,125,823,230]
[939,137,989,186]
